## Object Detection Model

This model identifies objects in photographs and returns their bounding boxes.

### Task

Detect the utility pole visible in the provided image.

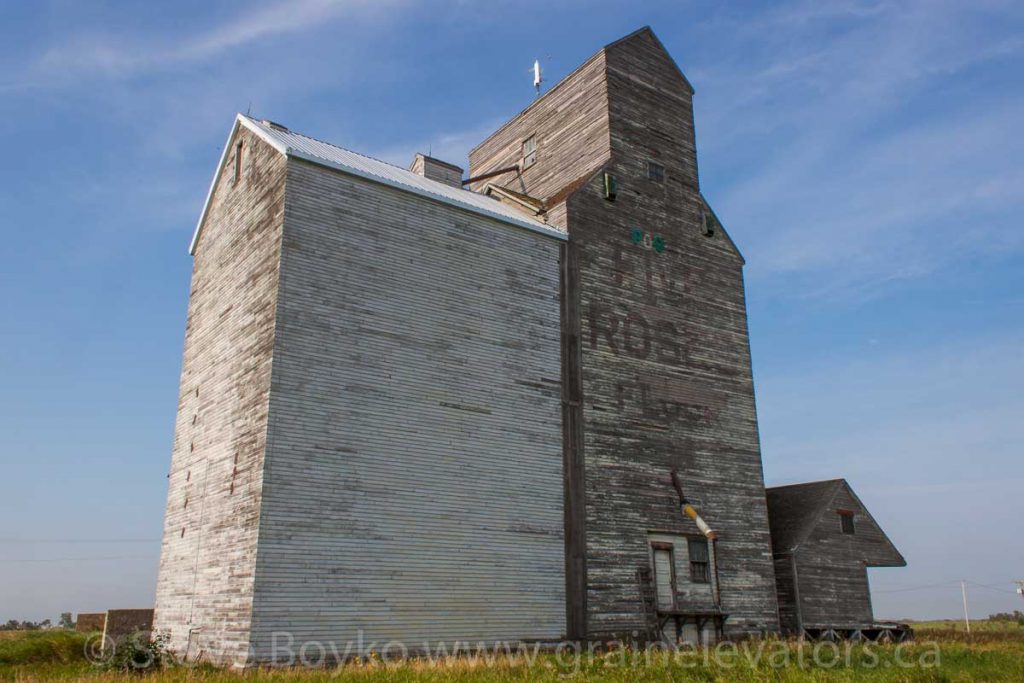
[961,580,971,633]
[1016,580,1023,599]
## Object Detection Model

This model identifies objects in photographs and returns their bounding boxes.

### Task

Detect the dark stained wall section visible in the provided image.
[768,480,906,632]
[471,27,780,639]
[792,483,905,628]
[773,557,800,634]
[564,28,780,638]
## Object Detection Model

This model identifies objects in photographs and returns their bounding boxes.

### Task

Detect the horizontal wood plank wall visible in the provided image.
[567,29,780,639]
[247,159,565,659]
[154,127,286,665]
[467,57,612,638]
[467,51,611,203]
[773,556,800,634]
[793,484,905,627]
[795,561,873,627]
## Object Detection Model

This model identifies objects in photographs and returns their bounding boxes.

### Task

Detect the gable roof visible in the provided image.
[766,479,845,555]
[766,479,906,567]
[189,114,564,255]
[700,194,745,265]
[468,26,691,159]
[603,26,695,94]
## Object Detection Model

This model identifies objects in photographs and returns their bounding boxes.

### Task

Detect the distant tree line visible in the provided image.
[988,610,1024,624]
[0,619,52,631]
[1,613,75,631]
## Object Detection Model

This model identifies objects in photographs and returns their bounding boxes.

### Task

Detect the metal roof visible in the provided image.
[189,114,563,254]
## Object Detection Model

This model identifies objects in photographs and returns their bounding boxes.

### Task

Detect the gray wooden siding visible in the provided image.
[246,158,565,659]
[819,486,906,568]
[467,47,613,640]
[468,27,781,640]
[154,126,286,665]
[605,30,699,193]
[646,533,715,609]
[569,30,779,638]
[772,556,800,634]
[795,560,873,627]
[789,483,905,627]
[467,51,611,204]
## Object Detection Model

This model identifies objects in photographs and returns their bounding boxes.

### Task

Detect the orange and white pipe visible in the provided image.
[681,502,717,540]
[671,470,717,540]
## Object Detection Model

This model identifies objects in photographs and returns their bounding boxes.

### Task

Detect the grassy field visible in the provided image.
[911,619,1024,633]
[2,626,1023,682]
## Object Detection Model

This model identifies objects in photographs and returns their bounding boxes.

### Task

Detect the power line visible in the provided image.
[875,580,962,594]
[0,539,156,544]
[967,581,1018,595]
[0,555,157,563]
[875,579,1019,595]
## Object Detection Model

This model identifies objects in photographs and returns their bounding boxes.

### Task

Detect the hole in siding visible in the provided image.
[180,528,186,538]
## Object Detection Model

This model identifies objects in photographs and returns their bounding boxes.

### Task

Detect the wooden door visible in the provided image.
[651,542,676,610]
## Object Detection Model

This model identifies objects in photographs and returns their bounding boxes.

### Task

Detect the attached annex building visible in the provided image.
[154,27,905,665]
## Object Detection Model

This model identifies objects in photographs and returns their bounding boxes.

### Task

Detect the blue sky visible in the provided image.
[1,0,1022,624]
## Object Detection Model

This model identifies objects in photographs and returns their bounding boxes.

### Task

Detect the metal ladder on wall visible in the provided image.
[635,567,660,643]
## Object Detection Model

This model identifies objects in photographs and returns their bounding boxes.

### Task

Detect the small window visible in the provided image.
[701,207,716,236]
[839,511,856,535]
[522,135,537,169]
[648,161,665,182]
[232,141,243,184]
[688,538,710,583]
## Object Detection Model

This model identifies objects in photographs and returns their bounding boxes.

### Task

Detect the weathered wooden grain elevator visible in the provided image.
[154,26,905,665]
[467,27,780,642]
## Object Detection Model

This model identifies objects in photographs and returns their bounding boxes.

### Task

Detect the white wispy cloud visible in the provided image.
[692,0,1024,300]
[30,0,406,81]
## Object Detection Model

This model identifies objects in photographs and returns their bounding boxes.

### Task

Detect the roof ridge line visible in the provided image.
[767,478,846,490]
[242,114,435,180]
[190,114,565,255]
[789,480,844,553]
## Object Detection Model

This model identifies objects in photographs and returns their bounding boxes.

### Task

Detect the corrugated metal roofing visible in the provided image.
[189,114,563,254]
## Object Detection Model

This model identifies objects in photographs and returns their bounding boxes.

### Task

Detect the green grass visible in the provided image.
[912,619,1024,633]
[1,628,1022,682]
[0,629,94,680]
[0,630,90,665]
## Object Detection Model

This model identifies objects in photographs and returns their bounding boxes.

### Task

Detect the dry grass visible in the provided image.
[2,628,1023,682]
